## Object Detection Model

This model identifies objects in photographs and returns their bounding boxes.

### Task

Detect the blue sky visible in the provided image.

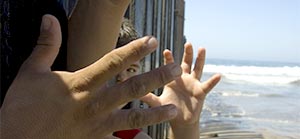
[184,0,300,64]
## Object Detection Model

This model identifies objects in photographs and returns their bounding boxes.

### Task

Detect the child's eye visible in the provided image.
[127,68,136,73]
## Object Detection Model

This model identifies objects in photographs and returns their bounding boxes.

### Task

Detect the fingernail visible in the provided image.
[170,64,182,77]
[41,15,52,31]
[168,105,178,118]
[147,37,158,50]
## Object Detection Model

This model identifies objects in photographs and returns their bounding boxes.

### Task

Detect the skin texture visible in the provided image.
[141,43,222,139]
[114,62,152,139]
[47,0,219,138]
[67,0,131,71]
[0,1,221,138]
[115,43,221,139]
[116,61,141,83]
[0,15,182,139]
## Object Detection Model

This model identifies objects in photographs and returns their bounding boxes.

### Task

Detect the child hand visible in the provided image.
[141,43,221,139]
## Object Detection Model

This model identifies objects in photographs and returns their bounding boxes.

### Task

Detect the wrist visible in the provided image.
[170,120,199,130]
[169,122,200,139]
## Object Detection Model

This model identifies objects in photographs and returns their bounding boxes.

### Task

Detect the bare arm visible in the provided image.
[67,0,131,71]
[168,123,200,139]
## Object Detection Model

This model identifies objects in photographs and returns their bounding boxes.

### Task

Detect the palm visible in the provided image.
[141,43,221,127]
[162,73,204,126]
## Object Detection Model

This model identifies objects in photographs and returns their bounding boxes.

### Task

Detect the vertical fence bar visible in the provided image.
[122,0,185,138]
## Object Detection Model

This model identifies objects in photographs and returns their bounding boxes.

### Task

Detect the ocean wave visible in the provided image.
[203,64,300,85]
[222,74,299,85]
[204,103,246,118]
[290,79,300,85]
[203,64,300,76]
[245,117,298,125]
[217,90,285,98]
[261,93,285,98]
[220,91,260,97]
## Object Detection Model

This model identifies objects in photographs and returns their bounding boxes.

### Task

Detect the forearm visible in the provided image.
[67,0,131,71]
[168,122,200,139]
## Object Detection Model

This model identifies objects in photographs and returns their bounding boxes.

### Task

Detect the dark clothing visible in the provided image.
[1,0,68,106]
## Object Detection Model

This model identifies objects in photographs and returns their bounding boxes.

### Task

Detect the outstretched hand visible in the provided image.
[141,43,221,139]
[0,15,181,139]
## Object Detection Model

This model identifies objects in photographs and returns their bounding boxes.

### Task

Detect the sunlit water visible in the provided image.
[200,59,300,139]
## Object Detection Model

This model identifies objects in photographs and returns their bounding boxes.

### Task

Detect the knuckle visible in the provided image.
[123,38,147,58]
[156,69,170,85]
[127,109,146,128]
[37,31,60,47]
[128,42,143,57]
[73,100,105,121]
[126,79,146,98]
[107,51,126,71]
[69,75,92,93]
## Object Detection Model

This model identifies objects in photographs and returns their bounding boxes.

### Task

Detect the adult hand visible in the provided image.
[0,15,181,139]
[141,43,221,139]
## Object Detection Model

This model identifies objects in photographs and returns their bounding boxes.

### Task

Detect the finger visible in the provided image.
[99,63,182,111]
[75,36,158,91]
[140,93,161,107]
[108,104,178,131]
[192,48,206,79]
[21,14,62,73]
[181,43,193,73]
[163,49,174,65]
[200,74,221,95]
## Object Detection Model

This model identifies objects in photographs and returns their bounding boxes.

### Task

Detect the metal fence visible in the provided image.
[58,0,186,138]
[125,0,185,138]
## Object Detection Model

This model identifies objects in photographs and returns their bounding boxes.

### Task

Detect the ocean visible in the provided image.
[200,59,300,139]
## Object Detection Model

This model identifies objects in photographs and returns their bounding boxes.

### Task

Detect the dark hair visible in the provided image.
[116,18,139,48]
[116,18,145,65]
[117,19,141,110]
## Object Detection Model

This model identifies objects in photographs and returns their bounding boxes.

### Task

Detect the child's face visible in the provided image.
[116,61,141,83]
[115,61,141,109]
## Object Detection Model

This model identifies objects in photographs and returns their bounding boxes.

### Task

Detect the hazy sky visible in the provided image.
[184,0,300,63]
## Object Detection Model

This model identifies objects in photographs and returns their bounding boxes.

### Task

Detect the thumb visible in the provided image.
[22,14,62,72]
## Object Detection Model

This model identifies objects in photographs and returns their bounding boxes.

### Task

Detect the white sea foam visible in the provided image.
[221,91,260,97]
[245,117,297,124]
[203,64,300,85]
